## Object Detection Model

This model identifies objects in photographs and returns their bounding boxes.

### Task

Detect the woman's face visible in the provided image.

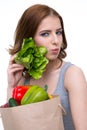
[34,16,63,60]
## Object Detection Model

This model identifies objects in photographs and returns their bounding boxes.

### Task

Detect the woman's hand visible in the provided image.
[7,54,24,88]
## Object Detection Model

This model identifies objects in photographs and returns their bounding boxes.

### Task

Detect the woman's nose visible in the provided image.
[51,35,58,45]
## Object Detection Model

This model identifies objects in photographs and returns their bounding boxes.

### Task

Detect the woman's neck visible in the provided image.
[45,58,63,73]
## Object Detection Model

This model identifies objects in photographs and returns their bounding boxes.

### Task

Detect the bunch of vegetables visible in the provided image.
[15,37,49,79]
[2,85,52,108]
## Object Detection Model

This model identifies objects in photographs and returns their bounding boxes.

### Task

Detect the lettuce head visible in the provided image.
[15,37,49,79]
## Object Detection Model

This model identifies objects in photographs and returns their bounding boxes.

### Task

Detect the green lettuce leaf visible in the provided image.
[15,37,49,79]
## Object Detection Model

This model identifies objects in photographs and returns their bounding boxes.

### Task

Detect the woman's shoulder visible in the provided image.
[64,62,86,90]
[64,62,84,77]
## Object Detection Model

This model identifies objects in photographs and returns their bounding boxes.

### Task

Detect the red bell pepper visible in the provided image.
[12,86,30,102]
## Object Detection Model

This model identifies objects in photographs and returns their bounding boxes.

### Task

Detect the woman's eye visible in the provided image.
[56,31,62,35]
[40,32,49,37]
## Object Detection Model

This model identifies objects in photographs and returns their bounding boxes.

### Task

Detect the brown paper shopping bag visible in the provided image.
[0,95,65,130]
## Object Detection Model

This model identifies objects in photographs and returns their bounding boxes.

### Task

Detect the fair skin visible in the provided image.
[7,15,87,130]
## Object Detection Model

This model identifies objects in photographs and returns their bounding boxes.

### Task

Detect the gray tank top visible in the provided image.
[24,62,75,130]
[54,62,75,130]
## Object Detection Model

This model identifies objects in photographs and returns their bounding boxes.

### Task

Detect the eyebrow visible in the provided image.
[39,27,63,33]
[57,28,63,31]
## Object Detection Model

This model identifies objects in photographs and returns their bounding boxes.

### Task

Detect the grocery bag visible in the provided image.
[0,95,65,130]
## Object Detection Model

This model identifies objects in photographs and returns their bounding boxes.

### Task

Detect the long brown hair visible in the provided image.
[8,4,67,61]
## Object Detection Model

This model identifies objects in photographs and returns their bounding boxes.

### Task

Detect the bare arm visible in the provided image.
[65,66,87,130]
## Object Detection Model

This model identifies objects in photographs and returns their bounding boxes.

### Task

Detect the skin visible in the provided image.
[7,15,87,130]
[34,16,63,60]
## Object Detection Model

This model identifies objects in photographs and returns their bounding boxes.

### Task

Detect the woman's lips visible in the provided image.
[51,48,59,54]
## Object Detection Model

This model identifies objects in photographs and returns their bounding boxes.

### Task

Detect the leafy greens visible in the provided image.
[15,37,49,79]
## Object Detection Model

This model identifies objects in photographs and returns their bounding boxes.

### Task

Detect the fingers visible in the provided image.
[7,54,24,89]
[9,54,24,68]
[8,54,24,74]
[7,63,24,75]
[8,63,24,73]
[10,64,24,69]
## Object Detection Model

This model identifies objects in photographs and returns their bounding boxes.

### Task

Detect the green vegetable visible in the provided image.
[15,37,49,79]
[21,85,49,105]
[8,98,18,107]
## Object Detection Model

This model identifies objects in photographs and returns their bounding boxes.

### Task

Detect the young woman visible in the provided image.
[7,4,87,130]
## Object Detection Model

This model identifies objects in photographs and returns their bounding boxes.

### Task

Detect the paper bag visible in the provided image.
[0,95,65,130]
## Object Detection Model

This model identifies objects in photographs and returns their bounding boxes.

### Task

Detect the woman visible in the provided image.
[7,4,87,130]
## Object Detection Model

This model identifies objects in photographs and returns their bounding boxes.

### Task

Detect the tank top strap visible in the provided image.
[58,62,73,86]
[54,62,73,95]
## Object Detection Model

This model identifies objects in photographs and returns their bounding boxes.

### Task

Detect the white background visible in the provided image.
[0,0,87,129]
